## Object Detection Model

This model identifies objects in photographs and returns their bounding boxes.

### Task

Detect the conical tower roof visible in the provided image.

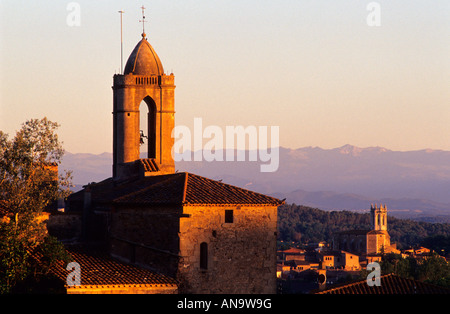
[124,37,164,76]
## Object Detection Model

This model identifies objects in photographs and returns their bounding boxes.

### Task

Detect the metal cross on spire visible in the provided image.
[140,5,147,39]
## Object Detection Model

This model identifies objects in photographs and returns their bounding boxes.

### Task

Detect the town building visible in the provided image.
[318,250,360,271]
[277,247,305,262]
[276,245,361,287]
[403,246,431,256]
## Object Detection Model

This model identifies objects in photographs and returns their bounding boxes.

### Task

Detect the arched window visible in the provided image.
[200,242,208,270]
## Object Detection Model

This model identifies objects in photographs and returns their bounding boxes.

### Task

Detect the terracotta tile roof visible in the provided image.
[183,172,284,206]
[45,246,177,290]
[282,248,305,254]
[139,158,160,172]
[313,273,450,294]
[112,173,186,206]
[113,172,284,206]
[67,172,283,210]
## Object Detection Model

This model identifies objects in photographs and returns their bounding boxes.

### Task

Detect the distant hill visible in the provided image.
[270,189,450,222]
[60,145,450,221]
[175,145,450,203]
[61,152,112,189]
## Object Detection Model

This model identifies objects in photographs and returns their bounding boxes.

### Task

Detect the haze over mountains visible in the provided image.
[61,145,450,222]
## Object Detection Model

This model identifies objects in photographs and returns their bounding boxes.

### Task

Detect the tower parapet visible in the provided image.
[113,73,174,88]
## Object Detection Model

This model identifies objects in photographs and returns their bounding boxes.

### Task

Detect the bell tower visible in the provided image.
[112,27,175,181]
[371,204,387,231]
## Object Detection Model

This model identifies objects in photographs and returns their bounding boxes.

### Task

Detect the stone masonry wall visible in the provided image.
[178,205,278,294]
[47,212,82,241]
[109,205,182,277]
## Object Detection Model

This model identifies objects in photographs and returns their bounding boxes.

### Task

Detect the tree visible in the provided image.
[416,253,450,286]
[380,253,416,279]
[0,118,72,293]
[421,235,450,257]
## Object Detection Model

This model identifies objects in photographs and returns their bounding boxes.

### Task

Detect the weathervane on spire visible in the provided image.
[140,5,147,39]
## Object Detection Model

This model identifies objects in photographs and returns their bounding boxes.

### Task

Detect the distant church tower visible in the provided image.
[371,203,387,231]
[112,29,175,180]
[332,204,399,255]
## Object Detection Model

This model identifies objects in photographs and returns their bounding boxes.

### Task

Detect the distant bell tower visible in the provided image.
[112,11,175,181]
[371,204,387,231]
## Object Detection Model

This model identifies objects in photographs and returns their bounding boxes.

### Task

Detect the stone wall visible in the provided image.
[47,212,82,241]
[110,203,278,294]
[367,231,391,254]
[366,233,379,254]
[112,73,175,180]
[178,205,278,294]
[109,205,182,277]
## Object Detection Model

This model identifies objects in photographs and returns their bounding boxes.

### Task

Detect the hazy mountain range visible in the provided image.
[60,145,450,222]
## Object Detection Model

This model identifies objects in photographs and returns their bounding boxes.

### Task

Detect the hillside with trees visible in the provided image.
[278,204,450,253]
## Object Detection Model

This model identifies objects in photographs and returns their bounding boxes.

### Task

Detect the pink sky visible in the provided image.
[1,0,449,153]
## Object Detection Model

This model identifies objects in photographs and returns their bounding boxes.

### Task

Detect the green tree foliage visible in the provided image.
[380,253,416,279]
[278,204,371,244]
[415,253,450,284]
[380,252,450,288]
[0,118,72,293]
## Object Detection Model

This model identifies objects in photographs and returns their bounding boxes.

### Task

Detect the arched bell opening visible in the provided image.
[139,96,157,159]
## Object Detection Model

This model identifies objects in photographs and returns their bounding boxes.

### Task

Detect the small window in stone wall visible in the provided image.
[225,210,234,223]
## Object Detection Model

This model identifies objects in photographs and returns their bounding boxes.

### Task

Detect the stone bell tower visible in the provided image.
[371,203,387,231]
[112,30,175,181]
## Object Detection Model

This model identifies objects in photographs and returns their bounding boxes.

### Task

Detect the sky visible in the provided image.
[0,0,449,154]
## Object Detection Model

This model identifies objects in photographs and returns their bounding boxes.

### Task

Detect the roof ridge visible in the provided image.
[181,172,188,204]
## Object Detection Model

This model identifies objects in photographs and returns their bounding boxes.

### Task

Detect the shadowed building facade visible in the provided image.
[64,30,283,294]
